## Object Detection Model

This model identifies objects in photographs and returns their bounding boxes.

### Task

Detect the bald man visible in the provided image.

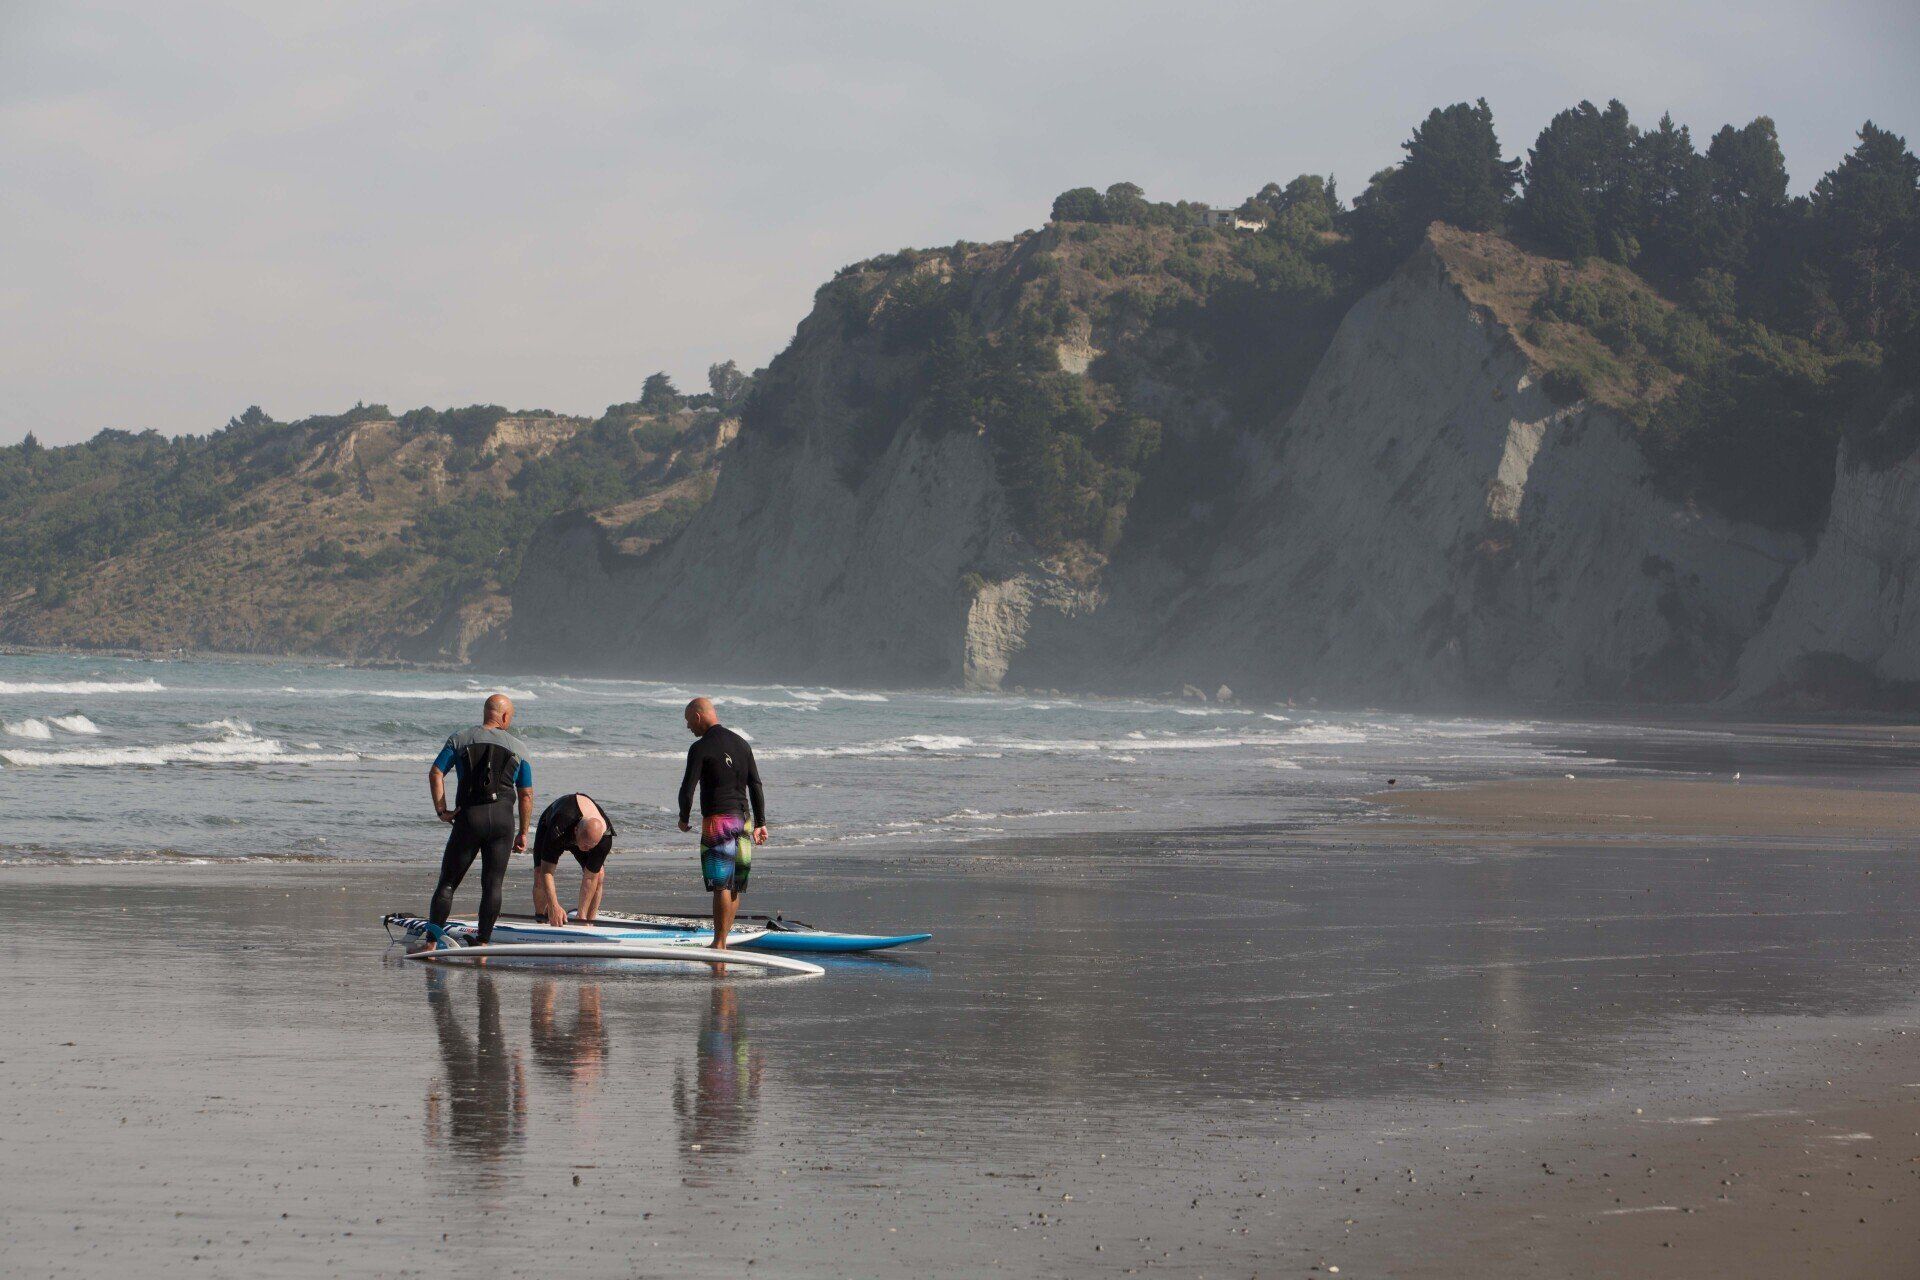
[677,697,766,948]
[427,693,534,944]
[531,793,616,926]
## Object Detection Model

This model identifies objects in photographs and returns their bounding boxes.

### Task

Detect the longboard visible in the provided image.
[406,941,823,977]
[383,913,767,948]
[589,909,933,953]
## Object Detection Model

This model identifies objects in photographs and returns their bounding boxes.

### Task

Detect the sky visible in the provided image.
[2,1,1916,445]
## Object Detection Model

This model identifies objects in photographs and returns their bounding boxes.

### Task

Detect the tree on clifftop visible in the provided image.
[1811,122,1920,340]
[640,371,683,412]
[1348,98,1520,275]
[1519,100,1641,262]
[707,360,750,409]
[1050,187,1105,222]
[1403,99,1522,232]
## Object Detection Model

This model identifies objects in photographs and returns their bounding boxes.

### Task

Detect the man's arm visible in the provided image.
[677,745,698,832]
[430,740,457,822]
[428,768,455,823]
[745,741,767,842]
[513,758,534,852]
[532,860,565,926]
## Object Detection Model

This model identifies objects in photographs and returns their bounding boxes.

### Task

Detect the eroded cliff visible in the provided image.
[502,225,1906,710]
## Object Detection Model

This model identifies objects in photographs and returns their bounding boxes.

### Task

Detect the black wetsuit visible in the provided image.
[678,725,765,827]
[429,726,533,943]
[533,793,615,873]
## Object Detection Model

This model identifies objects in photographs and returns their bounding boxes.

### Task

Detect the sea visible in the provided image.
[0,649,1608,866]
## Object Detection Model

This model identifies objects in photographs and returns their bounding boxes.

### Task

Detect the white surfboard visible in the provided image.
[407,941,823,977]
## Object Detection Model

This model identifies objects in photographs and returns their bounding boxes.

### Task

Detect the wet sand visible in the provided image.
[1344,775,1920,1275]
[5,770,1920,1276]
[1374,776,1920,838]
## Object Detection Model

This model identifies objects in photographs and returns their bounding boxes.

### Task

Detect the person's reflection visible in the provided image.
[673,985,765,1160]
[530,978,611,1094]
[423,968,527,1165]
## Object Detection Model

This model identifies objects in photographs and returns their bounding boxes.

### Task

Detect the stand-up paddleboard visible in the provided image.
[382,913,766,948]
[407,941,824,977]
[590,908,932,954]
[383,911,929,954]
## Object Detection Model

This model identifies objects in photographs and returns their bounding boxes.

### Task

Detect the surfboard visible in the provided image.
[383,913,767,948]
[406,941,823,977]
[588,909,933,953]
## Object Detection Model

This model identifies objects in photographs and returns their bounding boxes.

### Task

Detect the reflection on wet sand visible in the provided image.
[530,978,611,1093]
[674,985,765,1162]
[423,969,527,1170]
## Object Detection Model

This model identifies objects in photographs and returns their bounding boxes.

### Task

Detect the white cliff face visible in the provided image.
[1087,246,1802,702]
[505,240,1836,707]
[1737,395,1920,702]
[510,417,1027,686]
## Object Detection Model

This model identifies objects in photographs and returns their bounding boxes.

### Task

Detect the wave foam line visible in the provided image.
[1,727,291,768]
[0,678,165,694]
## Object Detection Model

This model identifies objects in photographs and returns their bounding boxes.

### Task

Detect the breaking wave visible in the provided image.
[0,678,165,694]
[0,720,341,768]
[4,718,53,740]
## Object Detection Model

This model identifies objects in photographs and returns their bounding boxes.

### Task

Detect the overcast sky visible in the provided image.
[3,1,1916,445]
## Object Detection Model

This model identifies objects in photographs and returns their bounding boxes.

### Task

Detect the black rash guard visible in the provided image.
[678,725,765,826]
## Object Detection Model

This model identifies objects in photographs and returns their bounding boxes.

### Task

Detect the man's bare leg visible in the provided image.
[712,886,738,950]
[577,869,604,923]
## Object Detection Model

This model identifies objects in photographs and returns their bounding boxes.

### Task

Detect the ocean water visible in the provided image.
[0,651,1593,865]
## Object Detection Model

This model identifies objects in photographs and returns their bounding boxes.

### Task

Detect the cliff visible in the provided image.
[1101,237,1804,704]
[0,402,730,661]
[502,224,1862,706]
[1735,392,1920,708]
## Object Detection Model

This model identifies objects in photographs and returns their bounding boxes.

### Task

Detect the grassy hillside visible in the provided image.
[0,400,731,658]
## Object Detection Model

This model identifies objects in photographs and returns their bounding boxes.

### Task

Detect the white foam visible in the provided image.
[191,717,254,735]
[1281,725,1371,745]
[4,718,53,740]
[903,734,973,751]
[0,678,165,694]
[49,714,102,734]
[1,733,288,768]
[1260,757,1304,769]
[364,689,539,701]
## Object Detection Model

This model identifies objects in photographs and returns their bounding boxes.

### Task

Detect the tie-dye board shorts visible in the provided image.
[700,813,753,893]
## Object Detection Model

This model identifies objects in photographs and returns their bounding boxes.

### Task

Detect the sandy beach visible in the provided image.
[1338,776,1920,1275]
[7,779,1920,1277]
[1375,775,1920,838]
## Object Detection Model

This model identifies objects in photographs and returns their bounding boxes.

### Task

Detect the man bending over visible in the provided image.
[531,792,615,926]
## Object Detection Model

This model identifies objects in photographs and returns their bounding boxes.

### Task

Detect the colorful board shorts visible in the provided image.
[700,813,753,893]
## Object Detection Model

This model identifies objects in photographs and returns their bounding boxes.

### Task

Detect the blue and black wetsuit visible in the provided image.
[429,725,533,943]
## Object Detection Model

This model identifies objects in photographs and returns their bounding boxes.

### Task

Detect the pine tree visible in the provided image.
[1811,122,1920,339]
[1399,99,1521,233]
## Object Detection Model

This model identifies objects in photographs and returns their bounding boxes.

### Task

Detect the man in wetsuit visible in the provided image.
[677,697,766,949]
[531,792,615,926]
[427,693,534,944]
